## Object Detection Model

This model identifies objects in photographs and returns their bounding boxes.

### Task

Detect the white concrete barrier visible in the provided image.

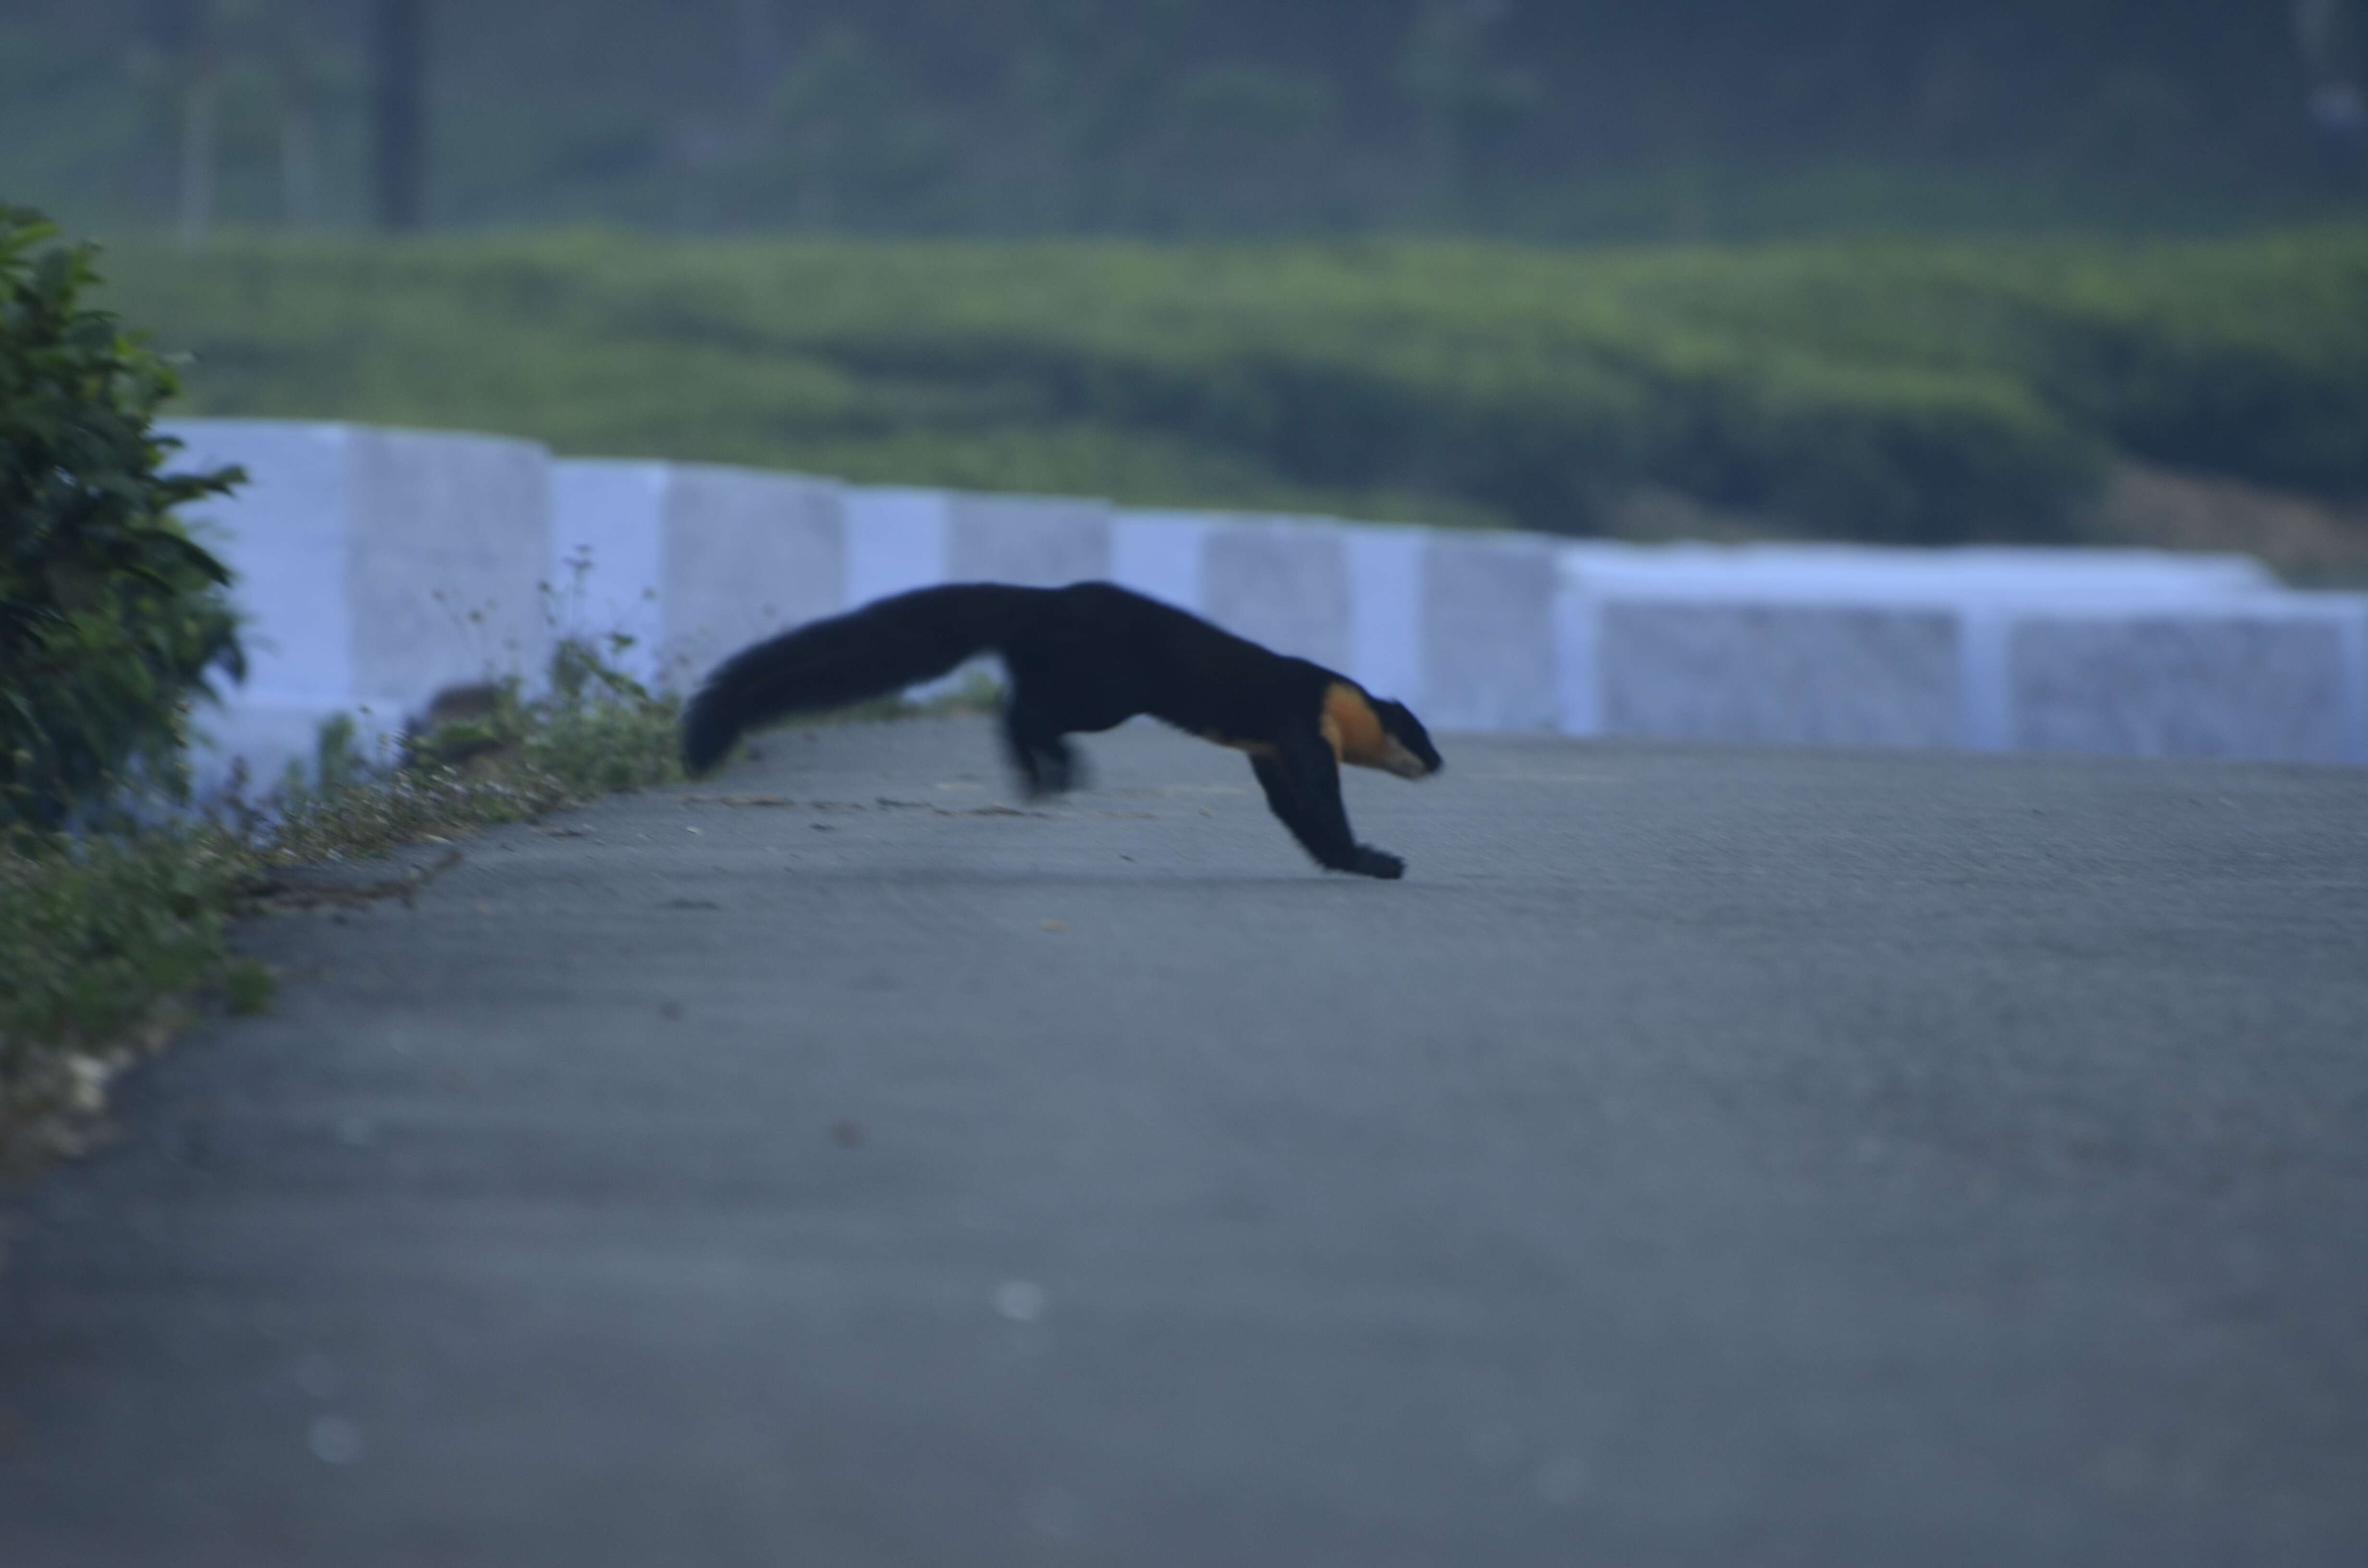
[165,419,550,787]
[551,460,847,690]
[659,465,844,683]
[1559,539,2278,600]
[843,487,951,608]
[1345,528,1428,709]
[945,492,1110,586]
[1199,516,1352,671]
[2006,600,2368,763]
[165,418,2368,780]
[1424,533,1560,733]
[1110,510,1208,613]
[1556,548,2368,762]
[1591,600,1965,749]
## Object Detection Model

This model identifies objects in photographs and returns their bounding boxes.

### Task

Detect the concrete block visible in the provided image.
[1199,516,1351,670]
[1553,564,1600,738]
[164,419,550,785]
[1957,605,2013,752]
[1555,541,2289,753]
[550,460,667,687]
[1346,527,1428,706]
[1423,534,1558,733]
[345,427,552,701]
[164,420,356,708]
[1110,510,1208,613]
[659,465,847,686]
[2008,601,2368,763]
[843,487,951,609]
[1560,540,2276,602]
[554,461,849,689]
[944,492,1110,588]
[1596,600,1963,749]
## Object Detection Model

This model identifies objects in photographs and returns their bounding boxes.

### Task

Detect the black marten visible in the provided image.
[680,581,1442,878]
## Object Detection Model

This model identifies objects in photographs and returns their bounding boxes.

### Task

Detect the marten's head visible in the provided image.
[1323,684,1443,780]
[1369,697,1443,779]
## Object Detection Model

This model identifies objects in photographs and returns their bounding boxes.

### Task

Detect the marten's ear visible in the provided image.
[1373,698,1442,778]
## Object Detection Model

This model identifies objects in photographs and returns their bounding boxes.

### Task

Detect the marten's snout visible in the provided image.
[1374,699,1443,779]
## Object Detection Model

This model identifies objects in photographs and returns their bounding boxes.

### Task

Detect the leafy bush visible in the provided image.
[0,205,246,826]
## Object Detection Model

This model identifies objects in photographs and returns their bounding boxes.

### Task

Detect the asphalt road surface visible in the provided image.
[4,717,2366,1567]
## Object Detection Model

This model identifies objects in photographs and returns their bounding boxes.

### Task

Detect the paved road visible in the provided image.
[4,718,2366,1566]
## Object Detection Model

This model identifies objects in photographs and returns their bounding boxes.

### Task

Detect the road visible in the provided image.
[4,716,2366,1566]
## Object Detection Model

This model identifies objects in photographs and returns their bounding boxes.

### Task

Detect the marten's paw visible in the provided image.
[1015,744,1085,797]
[1349,846,1406,880]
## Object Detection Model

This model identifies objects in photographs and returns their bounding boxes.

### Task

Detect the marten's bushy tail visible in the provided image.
[681,584,1028,775]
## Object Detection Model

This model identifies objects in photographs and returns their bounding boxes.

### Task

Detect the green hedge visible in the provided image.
[1,207,244,827]
[94,227,2368,544]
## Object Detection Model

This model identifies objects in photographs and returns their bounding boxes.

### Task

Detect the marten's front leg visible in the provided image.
[1250,737,1405,880]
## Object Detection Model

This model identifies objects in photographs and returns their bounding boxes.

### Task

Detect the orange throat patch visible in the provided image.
[1318,684,1381,762]
[1321,683,1431,778]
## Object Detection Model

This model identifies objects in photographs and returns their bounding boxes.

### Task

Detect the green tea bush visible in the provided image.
[2013,238,2368,499]
[0,206,246,826]
[1616,235,2368,507]
[91,226,2368,545]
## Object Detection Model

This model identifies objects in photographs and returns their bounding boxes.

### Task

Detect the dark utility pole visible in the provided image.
[371,0,429,229]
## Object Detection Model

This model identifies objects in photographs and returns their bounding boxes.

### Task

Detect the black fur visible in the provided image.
[680,581,1442,877]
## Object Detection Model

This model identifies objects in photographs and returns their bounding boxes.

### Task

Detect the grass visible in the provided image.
[0,637,680,1179]
[0,633,1009,1182]
[91,226,2368,545]
[0,830,269,1178]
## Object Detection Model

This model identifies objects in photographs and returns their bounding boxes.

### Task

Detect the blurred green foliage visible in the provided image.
[104,226,2368,541]
[6,1,2360,240]
[0,206,246,827]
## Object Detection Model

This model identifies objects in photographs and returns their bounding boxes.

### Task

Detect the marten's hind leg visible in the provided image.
[1000,694,1082,796]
